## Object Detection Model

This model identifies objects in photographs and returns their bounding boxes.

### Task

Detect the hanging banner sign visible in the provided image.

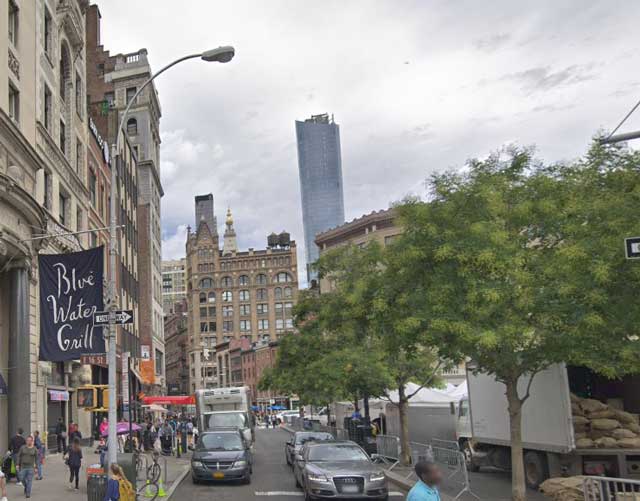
[39,246,105,362]
[122,351,130,407]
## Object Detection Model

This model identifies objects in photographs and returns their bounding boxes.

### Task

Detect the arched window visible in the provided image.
[239,275,249,286]
[275,272,292,283]
[199,292,206,304]
[199,277,214,289]
[222,291,233,302]
[284,287,292,298]
[256,273,267,285]
[274,287,282,299]
[221,276,233,287]
[59,43,71,101]
[127,118,138,136]
[208,292,216,303]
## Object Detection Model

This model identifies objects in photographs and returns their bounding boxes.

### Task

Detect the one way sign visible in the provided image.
[93,310,134,326]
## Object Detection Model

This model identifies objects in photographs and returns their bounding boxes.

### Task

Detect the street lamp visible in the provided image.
[106,46,235,466]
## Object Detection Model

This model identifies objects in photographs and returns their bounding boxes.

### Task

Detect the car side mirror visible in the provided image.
[295,454,304,462]
[286,440,293,446]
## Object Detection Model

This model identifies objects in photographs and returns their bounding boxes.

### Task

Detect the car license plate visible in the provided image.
[213,472,224,479]
[342,485,359,493]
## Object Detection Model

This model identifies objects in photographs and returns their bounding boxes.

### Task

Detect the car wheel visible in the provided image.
[304,486,314,501]
[191,475,200,485]
[295,474,301,488]
[243,473,252,485]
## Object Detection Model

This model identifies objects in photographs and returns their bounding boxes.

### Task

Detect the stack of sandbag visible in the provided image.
[540,476,588,501]
[571,393,640,449]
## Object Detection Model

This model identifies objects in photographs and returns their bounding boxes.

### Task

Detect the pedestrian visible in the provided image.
[407,460,443,501]
[0,467,7,501]
[186,419,194,448]
[64,438,82,491]
[16,435,38,498]
[55,418,67,454]
[104,464,134,501]
[69,422,82,443]
[9,429,25,485]
[32,431,44,480]
[99,418,109,438]
[192,424,199,446]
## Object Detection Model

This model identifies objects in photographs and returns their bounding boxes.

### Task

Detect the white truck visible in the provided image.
[457,364,640,489]
[195,386,255,444]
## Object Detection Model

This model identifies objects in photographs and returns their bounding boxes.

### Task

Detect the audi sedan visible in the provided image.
[293,441,388,500]
[285,431,334,466]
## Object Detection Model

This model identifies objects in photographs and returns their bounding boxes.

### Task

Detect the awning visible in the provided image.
[48,390,70,401]
[141,395,194,406]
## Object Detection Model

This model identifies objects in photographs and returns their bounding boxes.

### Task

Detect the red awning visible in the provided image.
[141,395,195,405]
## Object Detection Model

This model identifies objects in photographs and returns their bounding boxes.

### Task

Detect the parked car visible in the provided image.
[285,431,334,466]
[277,410,300,424]
[191,429,253,484]
[293,441,388,500]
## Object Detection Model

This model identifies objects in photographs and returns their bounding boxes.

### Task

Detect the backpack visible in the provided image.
[119,478,135,501]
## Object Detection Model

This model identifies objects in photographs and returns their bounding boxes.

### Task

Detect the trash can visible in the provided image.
[87,473,107,501]
[116,452,137,486]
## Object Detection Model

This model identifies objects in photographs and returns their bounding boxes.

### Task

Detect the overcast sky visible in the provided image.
[96,1,640,285]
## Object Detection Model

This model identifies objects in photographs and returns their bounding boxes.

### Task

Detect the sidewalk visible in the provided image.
[3,447,191,501]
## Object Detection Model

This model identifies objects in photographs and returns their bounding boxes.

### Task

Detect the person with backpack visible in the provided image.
[32,431,44,481]
[104,464,134,501]
[9,429,25,486]
[64,438,82,490]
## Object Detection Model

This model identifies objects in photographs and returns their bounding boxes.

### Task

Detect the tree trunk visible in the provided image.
[506,377,526,501]
[363,394,370,420]
[354,397,360,413]
[326,402,332,428]
[398,385,411,465]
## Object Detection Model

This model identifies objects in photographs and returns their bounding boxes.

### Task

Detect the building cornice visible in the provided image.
[315,208,397,245]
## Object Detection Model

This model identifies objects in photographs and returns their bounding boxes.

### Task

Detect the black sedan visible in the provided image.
[285,431,334,466]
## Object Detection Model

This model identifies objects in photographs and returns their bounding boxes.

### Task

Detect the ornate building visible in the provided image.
[185,198,299,392]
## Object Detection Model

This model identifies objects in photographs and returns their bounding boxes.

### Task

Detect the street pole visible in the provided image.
[599,130,640,144]
[106,47,235,466]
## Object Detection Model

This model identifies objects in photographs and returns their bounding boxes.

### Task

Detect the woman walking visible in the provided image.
[64,438,82,491]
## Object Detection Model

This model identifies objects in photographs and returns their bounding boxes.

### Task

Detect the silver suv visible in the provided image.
[293,441,388,500]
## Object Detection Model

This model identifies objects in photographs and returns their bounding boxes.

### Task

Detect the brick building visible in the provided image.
[164,300,189,395]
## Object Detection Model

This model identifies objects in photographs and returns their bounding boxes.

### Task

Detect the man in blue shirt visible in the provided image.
[407,460,443,501]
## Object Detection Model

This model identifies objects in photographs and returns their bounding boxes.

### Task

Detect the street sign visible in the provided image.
[81,354,108,367]
[93,310,134,326]
[625,237,640,259]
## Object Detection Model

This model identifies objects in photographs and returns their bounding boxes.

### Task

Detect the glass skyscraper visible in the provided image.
[296,114,345,283]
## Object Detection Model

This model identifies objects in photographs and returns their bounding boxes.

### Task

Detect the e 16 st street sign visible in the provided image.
[625,237,640,259]
[93,310,134,326]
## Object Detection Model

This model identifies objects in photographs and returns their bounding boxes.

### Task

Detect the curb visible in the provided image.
[165,465,190,500]
[282,425,295,434]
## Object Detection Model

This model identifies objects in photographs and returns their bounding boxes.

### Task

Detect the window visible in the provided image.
[76,207,82,231]
[208,306,216,317]
[8,0,18,47]
[75,138,82,173]
[200,322,208,333]
[223,321,233,333]
[239,304,250,316]
[274,287,282,299]
[208,292,216,303]
[258,319,269,331]
[59,45,71,101]
[199,278,213,289]
[44,171,52,209]
[43,7,52,55]
[256,273,267,285]
[104,91,115,107]
[199,292,206,304]
[155,350,163,375]
[44,85,52,131]
[126,118,137,135]
[239,290,250,301]
[257,303,268,315]
[209,322,216,332]
[200,307,207,318]
[285,318,293,329]
[89,170,97,206]
[240,320,251,332]
[276,319,284,330]
[8,82,19,124]
[239,275,249,286]
[223,305,233,317]
[58,193,68,226]
[285,302,294,312]
[59,120,66,155]
[275,272,291,283]
[284,287,293,298]
[126,87,136,104]
[75,72,83,118]
[221,276,233,287]
[222,291,232,302]
[256,288,267,300]
[275,303,283,312]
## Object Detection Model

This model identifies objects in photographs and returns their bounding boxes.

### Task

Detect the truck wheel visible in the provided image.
[523,451,548,490]
[462,441,479,472]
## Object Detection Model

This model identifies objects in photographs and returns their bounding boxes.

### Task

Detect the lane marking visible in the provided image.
[254,491,405,497]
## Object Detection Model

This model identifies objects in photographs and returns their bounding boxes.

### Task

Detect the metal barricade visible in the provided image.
[583,476,640,501]
[409,442,433,466]
[431,445,479,501]
[375,435,401,469]
[432,438,460,451]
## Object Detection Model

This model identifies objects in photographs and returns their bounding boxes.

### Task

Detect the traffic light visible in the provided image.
[99,388,109,409]
[77,387,97,408]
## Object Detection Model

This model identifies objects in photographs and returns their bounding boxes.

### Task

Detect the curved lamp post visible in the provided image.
[106,46,235,465]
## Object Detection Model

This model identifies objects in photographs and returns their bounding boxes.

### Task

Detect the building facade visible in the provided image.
[185,197,299,393]
[162,258,186,315]
[195,193,216,237]
[295,113,345,283]
[164,299,189,395]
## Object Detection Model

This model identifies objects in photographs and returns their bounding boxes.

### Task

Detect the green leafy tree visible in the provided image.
[393,144,640,500]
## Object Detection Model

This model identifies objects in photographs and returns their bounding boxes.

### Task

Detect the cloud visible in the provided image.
[162,224,188,260]
[499,64,599,93]
[474,33,511,52]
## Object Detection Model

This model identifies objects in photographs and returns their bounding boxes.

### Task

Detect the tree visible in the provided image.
[393,144,640,500]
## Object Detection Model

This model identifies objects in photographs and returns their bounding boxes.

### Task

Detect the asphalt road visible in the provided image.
[174,426,406,501]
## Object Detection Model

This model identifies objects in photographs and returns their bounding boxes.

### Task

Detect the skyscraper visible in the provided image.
[195,194,217,234]
[296,114,345,282]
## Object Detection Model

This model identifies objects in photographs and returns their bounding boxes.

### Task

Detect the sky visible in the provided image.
[96,0,640,285]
